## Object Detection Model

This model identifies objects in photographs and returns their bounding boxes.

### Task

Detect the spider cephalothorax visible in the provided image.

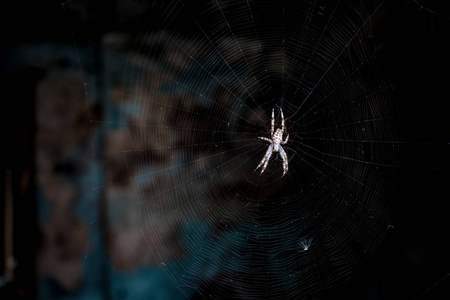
[255,108,289,176]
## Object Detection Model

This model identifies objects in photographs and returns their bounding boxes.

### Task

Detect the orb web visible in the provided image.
[113,0,399,298]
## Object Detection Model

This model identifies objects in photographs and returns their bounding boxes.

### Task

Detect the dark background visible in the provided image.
[1,0,449,299]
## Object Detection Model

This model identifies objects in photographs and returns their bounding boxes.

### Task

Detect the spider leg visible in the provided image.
[280,108,285,134]
[258,137,272,143]
[281,134,289,145]
[255,145,269,171]
[256,144,273,174]
[279,145,288,176]
[260,145,273,174]
[271,108,274,137]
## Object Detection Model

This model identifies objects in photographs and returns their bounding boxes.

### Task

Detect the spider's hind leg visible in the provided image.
[279,145,288,176]
[256,144,273,175]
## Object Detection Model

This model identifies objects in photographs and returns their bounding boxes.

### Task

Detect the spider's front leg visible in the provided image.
[271,108,275,137]
[255,144,273,174]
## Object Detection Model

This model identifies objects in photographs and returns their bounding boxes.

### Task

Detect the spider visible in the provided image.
[255,108,289,176]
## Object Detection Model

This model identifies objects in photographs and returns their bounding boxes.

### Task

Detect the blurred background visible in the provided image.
[1,0,450,299]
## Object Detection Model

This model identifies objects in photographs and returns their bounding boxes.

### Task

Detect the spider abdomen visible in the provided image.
[272,129,283,152]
